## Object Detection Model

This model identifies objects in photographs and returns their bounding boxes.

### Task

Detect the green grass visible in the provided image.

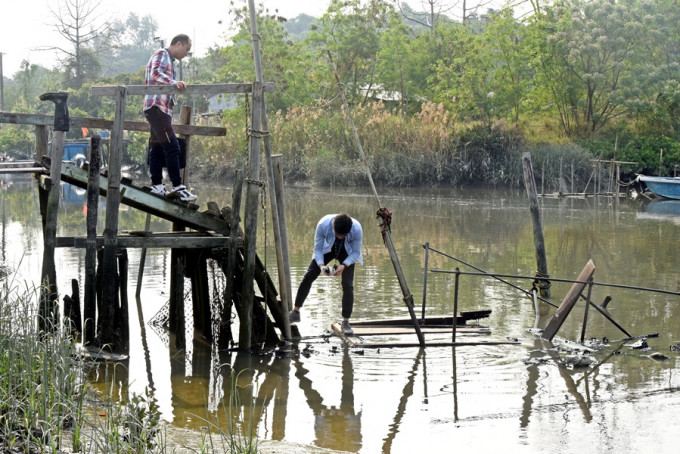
[0,275,260,453]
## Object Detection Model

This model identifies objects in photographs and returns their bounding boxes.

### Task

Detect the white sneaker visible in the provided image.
[150,184,168,196]
[171,184,197,201]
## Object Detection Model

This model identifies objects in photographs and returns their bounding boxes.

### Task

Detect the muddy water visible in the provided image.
[2,175,680,453]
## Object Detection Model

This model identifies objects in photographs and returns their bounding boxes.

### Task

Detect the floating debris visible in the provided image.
[670,342,680,352]
[630,338,648,350]
[649,352,669,361]
[560,355,595,369]
[523,357,551,366]
[301,344,314,358]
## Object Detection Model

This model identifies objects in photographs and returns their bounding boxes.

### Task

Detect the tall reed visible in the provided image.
[0,279,86,453]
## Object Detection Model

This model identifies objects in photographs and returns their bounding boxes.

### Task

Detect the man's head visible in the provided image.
[169,34,192,60]
[333,214,353,238]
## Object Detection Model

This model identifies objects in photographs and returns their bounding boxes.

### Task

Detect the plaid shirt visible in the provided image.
[143,48,176,116]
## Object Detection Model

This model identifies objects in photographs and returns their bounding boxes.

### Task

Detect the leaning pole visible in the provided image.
[327,51,425,347]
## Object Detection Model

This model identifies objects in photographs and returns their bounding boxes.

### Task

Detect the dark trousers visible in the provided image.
[144,106,182,187]
[295,249,355,319]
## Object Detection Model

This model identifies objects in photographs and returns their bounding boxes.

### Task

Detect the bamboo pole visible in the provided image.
[84,135,101,345]
[521,152,551,298]
[100,86,126,350]
[327,50,425,347]
[247,0,292,341]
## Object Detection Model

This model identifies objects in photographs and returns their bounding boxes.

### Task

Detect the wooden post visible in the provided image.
[188,250,211,339]
[169,106,192,347]
[421,242,430,321]
[541,160,545,195]
[39,127,65,332]
[169,249,186,348]
[117,248,129,353]
[240,81,264,350]
[179,106,192,186]
[522,153,551,298]
[221,171,243,349]
[100,86,126,350]
[135,213,151,297]
[579,278,593,343]
[34,125,48,161]
[63,279,82,338]
[272,154,292,339]
[452,267,460,342]
[84,135,101,345]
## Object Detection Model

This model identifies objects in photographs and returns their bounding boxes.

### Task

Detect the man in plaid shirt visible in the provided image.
[144,33,197,201]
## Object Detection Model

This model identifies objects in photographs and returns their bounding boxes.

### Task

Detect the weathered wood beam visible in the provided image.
[91,83,275,97]
[0,112,226,136]
[55,234,239,249]
[541,260,596,341]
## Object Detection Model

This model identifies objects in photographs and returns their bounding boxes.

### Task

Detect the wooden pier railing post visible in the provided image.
[84,135,101,345]
[221,171,243,349]
[38,92,69,332]
[169,106,192,348]
[100,86,126,350]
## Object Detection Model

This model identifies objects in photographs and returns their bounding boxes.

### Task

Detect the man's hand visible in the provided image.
[332,264,346,276]
[175,81,187,92]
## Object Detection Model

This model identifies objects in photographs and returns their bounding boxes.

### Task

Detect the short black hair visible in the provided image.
[334,214,353,235]
[170,34,191,46]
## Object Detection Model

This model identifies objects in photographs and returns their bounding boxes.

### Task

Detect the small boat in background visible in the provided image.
[636,175,680,199]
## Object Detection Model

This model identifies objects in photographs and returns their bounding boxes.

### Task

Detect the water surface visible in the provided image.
[2,175,679,453]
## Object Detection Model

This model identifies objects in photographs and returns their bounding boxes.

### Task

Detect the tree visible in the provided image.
[527,0,643,137]
[103,13,159,76]
[376,11,418,114]
[214,2,315,111]
[306,0,392,104]
[47,0,115,89]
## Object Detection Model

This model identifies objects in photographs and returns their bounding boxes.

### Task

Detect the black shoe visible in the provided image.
[289,310,300,323]
[341,320,353,335]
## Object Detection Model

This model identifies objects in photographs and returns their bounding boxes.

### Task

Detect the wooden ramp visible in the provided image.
[56,160,231,234]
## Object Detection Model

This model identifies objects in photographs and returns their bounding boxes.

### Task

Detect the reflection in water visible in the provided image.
[295,349,362,452]
[382,348,425,452]
[4,177,680,452]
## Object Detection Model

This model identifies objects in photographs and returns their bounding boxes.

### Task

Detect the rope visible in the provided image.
[248,128,270,139]
[376,207,392,245]
[533,270,551,290]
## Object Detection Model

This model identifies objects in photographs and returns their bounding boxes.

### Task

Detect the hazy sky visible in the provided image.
[0,0,332,77]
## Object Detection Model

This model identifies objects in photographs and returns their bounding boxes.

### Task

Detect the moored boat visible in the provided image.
[637,175,680,199]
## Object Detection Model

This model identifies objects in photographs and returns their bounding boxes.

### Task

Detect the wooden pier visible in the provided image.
[0,82,295,355]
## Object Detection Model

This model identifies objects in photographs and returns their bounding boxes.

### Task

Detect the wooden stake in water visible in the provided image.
[522,152,551,298]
